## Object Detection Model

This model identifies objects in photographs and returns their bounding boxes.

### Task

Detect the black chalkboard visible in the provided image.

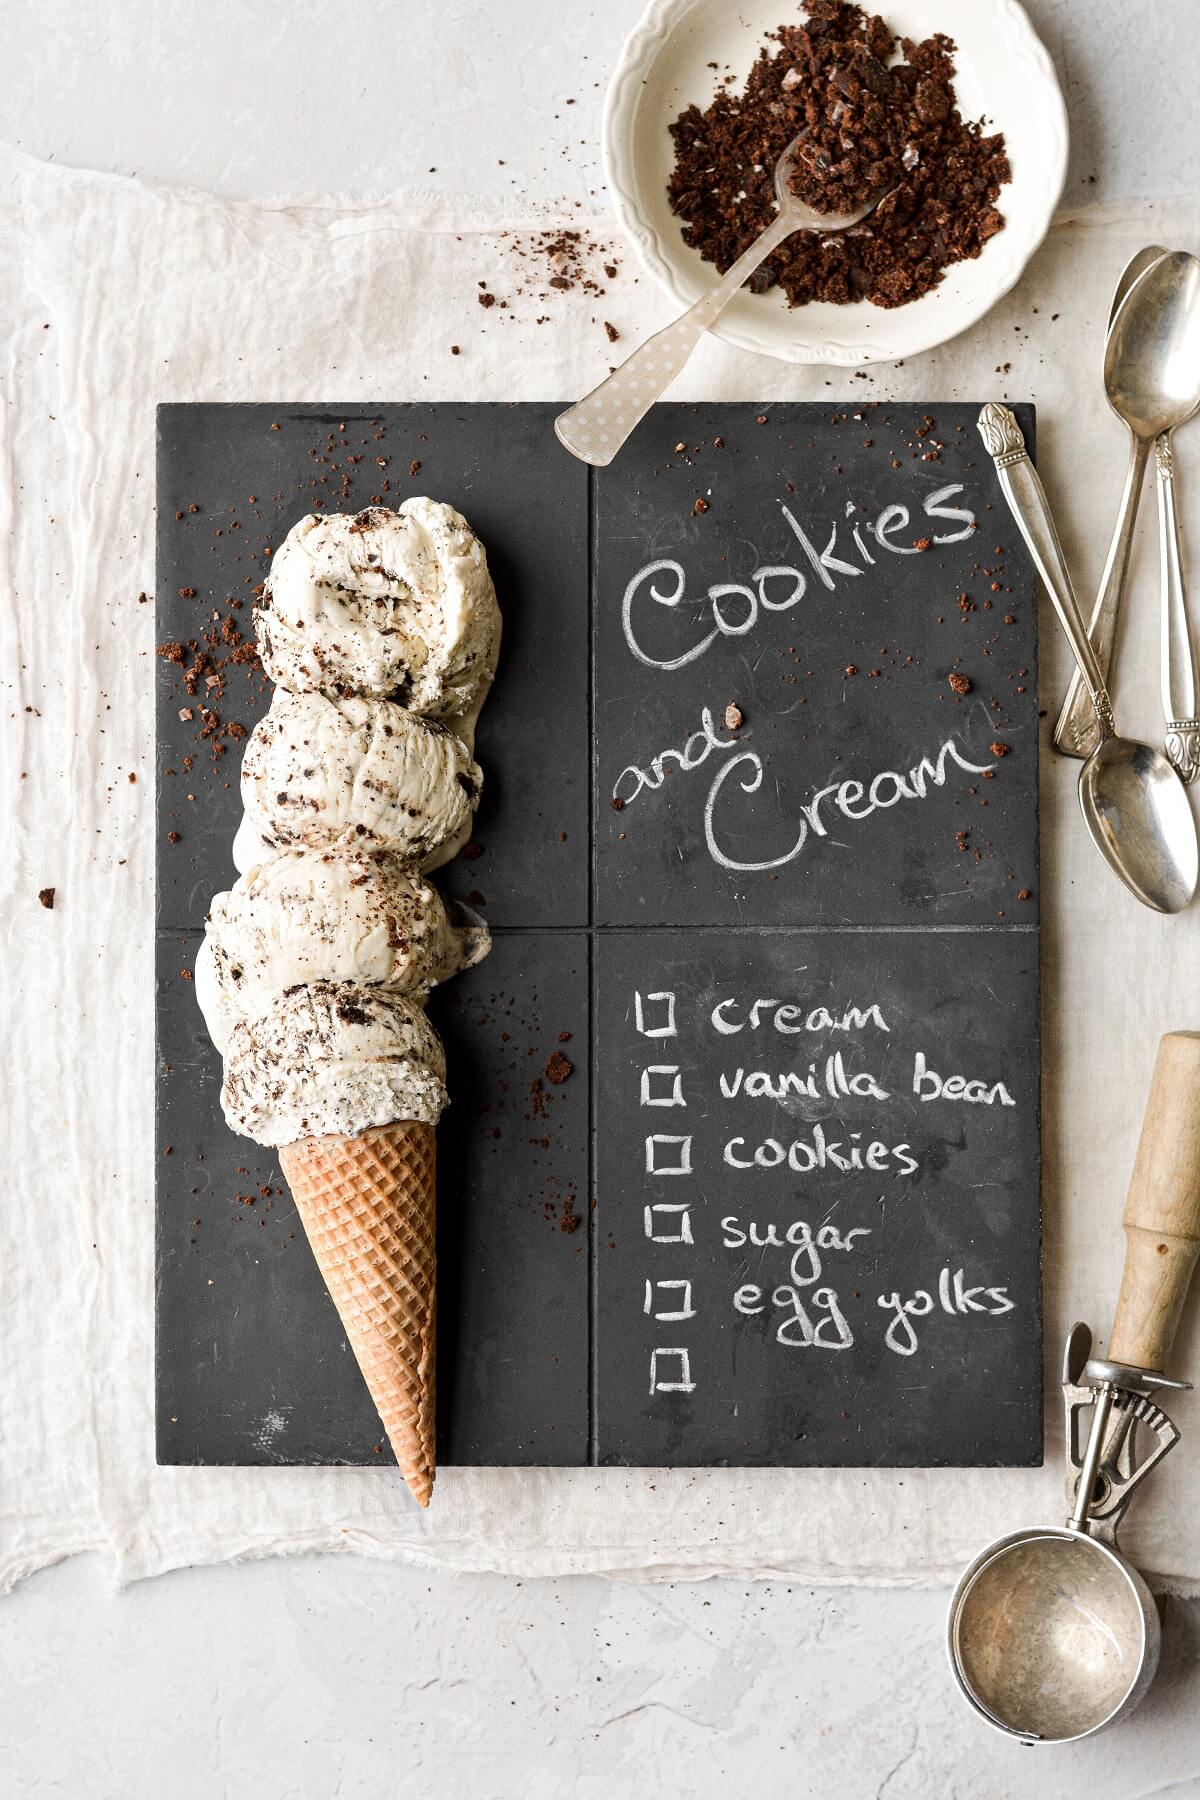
[156,400,1041,1471]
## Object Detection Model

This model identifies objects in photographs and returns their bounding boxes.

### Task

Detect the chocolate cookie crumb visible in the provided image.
[693,496,710,515]
[38,887,55,909]
[604,320,620,342]
[667,1,1010,311]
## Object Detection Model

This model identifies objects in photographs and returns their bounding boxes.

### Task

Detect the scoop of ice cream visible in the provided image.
[235,689,481,874]
[221,983,449,1146]
[255,500,500,719]
[196,849,489,1053]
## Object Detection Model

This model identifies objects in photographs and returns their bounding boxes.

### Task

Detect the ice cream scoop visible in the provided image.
[256,499,500,718]
[234,689,482,874]
[196,848,489,1053]
[221,983,449,1147]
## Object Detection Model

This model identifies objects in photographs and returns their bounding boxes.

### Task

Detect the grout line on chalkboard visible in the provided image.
[586,927,600,1469]
[586,462,599,1469]
[154,921,1038,940]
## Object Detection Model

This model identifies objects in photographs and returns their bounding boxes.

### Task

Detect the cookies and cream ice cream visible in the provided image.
[196,495,497,1508]
[255,500,500,718]
[198,496,500,1140]
[234,689,481,875]
[196,849,488,1055]
[221,984,449,1147]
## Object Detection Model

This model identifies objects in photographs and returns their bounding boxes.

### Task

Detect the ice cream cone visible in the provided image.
[279,1120,437,1505]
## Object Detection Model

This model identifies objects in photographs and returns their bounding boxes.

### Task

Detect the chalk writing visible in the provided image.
[913,1051,1016,1106]
[613,706,739,808]
[724,1127,919,1176]
[620,485,977,672]
[879,1268,1015,1356]
[704,737,994,873]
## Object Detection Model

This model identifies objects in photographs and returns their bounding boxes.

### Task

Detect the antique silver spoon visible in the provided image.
[1055,249,1200,764]
[978,404,1197,913]
[554,134,883,467]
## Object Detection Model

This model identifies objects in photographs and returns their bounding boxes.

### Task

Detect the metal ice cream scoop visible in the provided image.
[949,1031,1200,1742]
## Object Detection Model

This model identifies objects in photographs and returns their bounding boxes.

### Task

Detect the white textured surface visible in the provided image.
[4,1555,1200,1796]
[4,0,1200,1791]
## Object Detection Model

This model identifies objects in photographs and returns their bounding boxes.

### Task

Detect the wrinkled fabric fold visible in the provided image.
[5,142,1200,1592]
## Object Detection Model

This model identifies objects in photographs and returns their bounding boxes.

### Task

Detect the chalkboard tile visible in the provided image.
[156,928,590,1467]
[592,927,1041,1467]
[155,403,589,933]
[158,400,1042,1473]
[593,403,1038,929]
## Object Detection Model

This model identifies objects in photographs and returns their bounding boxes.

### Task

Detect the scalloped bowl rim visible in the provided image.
[603,0,1069,366]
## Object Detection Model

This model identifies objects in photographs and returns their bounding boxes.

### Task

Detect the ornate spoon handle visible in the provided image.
[1053,430,1149,760]
[1158,433,1200,783]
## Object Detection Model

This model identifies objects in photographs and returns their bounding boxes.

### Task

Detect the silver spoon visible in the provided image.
[554,134,883,467]
[978,404,1197,913]
[1056,249,1200,760]
[1144,254,1200,782]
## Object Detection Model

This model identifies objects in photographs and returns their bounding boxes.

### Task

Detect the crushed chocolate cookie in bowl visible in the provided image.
[602,0,1067,363]
[667,2,1011,311]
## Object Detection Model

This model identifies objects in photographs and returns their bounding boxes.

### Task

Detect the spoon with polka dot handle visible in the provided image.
[554,134,886,468]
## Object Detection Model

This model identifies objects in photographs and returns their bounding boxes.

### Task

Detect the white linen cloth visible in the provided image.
[4,143,1200,1591]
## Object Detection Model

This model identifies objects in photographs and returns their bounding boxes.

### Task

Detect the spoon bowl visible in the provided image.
[949,1528,1160,1743]
[1056,249,1200,759]
[772,131,885,232]
[1080,736,1200,914]
[1106,251,1200,440]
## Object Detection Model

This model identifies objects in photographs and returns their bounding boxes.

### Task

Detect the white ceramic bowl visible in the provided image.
[603,0,1068,365]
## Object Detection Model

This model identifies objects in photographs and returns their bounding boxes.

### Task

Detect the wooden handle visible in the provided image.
[1109,1031,1200,1371]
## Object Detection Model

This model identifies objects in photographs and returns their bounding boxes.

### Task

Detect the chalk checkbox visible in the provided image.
[634,990,677,1038]
[643,1202,694,1244]
[644,1278,696,1321]
[644,1133,692,1175]
[649,1347,696,1394]
[640,1065,685,1107]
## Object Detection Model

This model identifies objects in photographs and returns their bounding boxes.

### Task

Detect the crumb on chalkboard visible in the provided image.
[724,702,744,730]
[693,497,709,515]
[545,1050,573,1084]
[948,672,971,694]
[989,741,1010,757]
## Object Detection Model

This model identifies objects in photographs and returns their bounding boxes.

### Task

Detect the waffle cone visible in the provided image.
[279,1120,437,1506]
